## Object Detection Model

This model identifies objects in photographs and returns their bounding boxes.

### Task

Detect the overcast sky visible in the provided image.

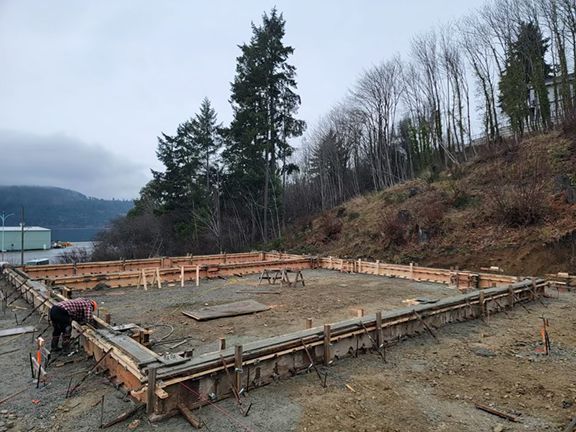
[0,1,481,199]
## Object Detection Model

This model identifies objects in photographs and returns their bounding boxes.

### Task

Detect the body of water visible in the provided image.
[51,228,103,242]
[1,241,95,265]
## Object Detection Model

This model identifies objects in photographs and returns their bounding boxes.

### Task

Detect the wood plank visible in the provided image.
[96,330,159,367]
[182,300,270,321]
[0,326,35,338]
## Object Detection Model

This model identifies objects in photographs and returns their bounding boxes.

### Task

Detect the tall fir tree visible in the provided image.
[150,98,221,243]
[224,8,305,242]
[499,22,552,134]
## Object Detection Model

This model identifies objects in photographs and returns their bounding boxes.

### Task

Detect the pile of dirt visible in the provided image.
[283,131,576,276]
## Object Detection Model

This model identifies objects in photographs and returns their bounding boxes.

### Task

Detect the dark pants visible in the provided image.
[49,305,72,350]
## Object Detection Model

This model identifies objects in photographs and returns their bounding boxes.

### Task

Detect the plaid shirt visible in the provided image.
[56,298,93,323]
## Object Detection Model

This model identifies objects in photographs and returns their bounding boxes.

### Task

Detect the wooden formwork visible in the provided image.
[29,252,514,291]
[319,257,518,289]
[0,253,547,423]
[43,257,314,291]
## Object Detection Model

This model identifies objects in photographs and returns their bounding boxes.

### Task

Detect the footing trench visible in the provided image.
[0,252,548,423]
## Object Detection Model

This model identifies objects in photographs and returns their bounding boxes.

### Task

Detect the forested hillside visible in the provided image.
[0,186,133,235]
[282,128,576,275]
[94,1,576,266]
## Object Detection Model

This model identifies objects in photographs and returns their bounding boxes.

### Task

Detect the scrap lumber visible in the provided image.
[182,300,270,321]
[412,310,438,340]
[0,388,27,405]
[178,403,202,429]
[101,404,144,429]
[0,326,35,338]
[474,402,520,422]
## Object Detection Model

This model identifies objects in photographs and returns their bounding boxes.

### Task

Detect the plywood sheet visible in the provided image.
[182,300,270,321]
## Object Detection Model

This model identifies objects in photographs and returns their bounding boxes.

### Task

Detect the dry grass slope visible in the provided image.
[285,131,576,276]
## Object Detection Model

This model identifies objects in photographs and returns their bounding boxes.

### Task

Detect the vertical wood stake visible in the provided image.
[234,345,243,393]
[375,311,383,348]
[323,324,332,366]
[147,367,157,415]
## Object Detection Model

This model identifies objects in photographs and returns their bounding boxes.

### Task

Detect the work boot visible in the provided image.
[50,337,61,352]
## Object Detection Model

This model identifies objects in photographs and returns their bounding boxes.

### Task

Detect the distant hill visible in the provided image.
[0,186,133,241]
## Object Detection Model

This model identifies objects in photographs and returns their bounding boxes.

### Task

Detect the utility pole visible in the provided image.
[0,212,14,262]
[20,206,25,266]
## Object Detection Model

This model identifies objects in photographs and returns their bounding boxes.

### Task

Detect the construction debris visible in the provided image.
[474,402,520,422]
[0,326,35,338]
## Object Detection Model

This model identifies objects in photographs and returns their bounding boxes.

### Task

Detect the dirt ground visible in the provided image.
[1,276,575,431]
[92,270,457,355]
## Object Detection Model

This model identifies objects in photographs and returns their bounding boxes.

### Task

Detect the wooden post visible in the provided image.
[357,259,362,273]
[356,308,364,317]
[410,262,414,280]
[142,269,148,291]
[218,337,226,350]
[234,345,243,392]
[180,266,184,288]
[323,324,332,366]
[375,311,383,347]
[329,256,333,269]
[305,318,313,329]
[63,287,72,299]
[478,291,485,318]
[147,366,157,415]
[508,286,514,308]
[104,312,111,325]
[155,268,161,289]
[376,260,380,276]
[195,265,200,287]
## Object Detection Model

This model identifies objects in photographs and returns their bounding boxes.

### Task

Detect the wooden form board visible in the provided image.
[24,251,518,291]
[0,326,35,338]
[182,300,270,321]
[46,257,313,290]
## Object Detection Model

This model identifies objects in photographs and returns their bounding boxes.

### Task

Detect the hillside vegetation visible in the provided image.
[283,130,576,276]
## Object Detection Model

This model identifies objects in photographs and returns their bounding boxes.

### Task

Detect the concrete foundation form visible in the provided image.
[1,252,546,423]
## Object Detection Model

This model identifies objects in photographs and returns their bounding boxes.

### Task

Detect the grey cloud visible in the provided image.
[0,130,149,199]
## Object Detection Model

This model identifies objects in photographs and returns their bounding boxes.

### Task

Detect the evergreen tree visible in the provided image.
[190,98,221,190]
[499,22,552,134]
[149,99,222,245]
[224,8,305,242]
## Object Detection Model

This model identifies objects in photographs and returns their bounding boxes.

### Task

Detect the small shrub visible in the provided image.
[57,247,92,264]
[317,213,342,243]
[488,161,549,227]
[336,207,347,218]
[447,182,472,208]
[347,211,360,221]
[379,211,409,247]
[415,194,447,230]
